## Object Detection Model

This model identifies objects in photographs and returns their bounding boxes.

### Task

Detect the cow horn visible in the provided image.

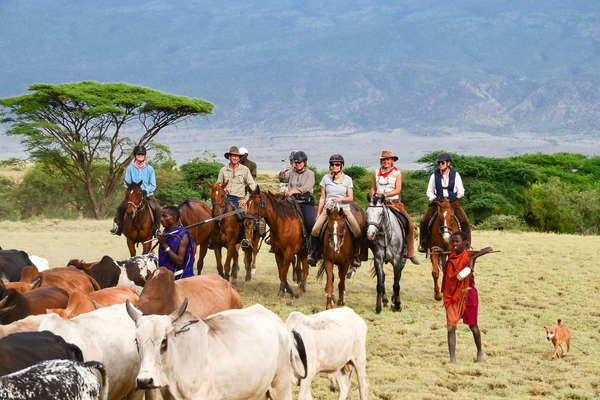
[92,300,105,310]
[30,276,42,289]
[125,299,142,323]
[0,295,8,308]
[1,277,9,285]
[170,298,188,323]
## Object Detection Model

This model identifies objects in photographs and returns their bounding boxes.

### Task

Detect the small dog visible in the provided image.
[544,318,571,358]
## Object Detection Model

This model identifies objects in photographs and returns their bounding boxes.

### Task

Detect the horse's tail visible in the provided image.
[316,261,326,281]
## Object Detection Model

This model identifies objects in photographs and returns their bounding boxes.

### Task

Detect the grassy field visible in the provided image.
[1,219,599,399]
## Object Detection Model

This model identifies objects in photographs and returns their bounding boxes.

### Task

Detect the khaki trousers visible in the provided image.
[311,208,362,238]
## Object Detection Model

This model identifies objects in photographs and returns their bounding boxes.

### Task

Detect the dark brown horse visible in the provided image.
[179,200,215,275]
[122,181,154,256]
[207,181,243,282]
[240,213,264,282]
[318,206,354,310]
[429,199,461,300]
[245,185,308,299]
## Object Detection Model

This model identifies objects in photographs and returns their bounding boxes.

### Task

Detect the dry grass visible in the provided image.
[1,220,599,399]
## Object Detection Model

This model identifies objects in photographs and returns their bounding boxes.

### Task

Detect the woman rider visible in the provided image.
[308,154,364,267]
[370,150,420,265]
[157,206,195,279]
[110,145,161,237]
[284,150,316,237]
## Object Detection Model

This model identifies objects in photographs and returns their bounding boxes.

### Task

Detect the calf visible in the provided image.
[39,304,144,400]
[286,307,369,400]
[0,249,35,282]
[0,359,108,400]
[0,283,69,324]
[0,330,83,376]
[127,300,307,400]
[135,267,242,317]
[17,266,101,296]
[47,287,139,318]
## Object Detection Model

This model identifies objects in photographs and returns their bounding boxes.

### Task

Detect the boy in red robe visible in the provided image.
[436,231,492,363]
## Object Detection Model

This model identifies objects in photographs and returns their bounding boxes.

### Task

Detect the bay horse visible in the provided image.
[366,194,407,313]
[207,181,245,282]
[429,198,461,300]
[122,181,154,256]
[318,205,354,310]
[245,185,308,299]
[179,200,215,275]
[240,213,264,282]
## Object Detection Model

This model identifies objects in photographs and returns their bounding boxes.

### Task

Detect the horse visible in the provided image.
[428,198,461,300]
[207,181,244,282]
[318,205,354,310]
[240,212,265,282]
[366,194,407,313]
[178,200,215,275]
[245,185,309,299]
[121,181,154,256]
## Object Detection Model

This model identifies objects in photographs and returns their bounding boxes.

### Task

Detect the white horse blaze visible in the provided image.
[333,220,339,252]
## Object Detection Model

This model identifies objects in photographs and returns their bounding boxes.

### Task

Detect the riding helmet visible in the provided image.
[329,154,345,166]
[133,145,147,155]
[436,152,452,163]
[292,151,308,163]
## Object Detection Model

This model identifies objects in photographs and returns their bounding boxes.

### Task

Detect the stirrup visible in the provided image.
[417,245,427,253]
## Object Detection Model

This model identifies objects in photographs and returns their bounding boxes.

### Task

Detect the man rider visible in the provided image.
[110,145,162,237]
[216,146,256,208]
[238,147,257,179]
[418,152,471,252]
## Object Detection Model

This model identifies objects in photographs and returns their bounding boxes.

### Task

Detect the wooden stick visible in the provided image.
[430,250,501,255]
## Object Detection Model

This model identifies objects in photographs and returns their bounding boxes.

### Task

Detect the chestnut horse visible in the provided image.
[122,181,154,256]
[179,200,215,275]
[429,199,461,300]
[318,205,354,310]
[245,185,309,298]
[207,181,244,282]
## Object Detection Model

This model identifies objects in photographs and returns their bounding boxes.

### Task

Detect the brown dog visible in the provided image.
[544,318,571,358]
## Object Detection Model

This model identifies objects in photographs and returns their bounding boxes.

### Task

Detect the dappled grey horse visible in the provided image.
[366,194,407,313]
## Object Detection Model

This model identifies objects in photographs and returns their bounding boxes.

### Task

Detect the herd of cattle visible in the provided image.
[0,248,369,399]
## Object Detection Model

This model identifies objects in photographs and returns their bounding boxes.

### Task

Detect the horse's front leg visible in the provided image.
[223,242,238,283]
[337,261,349,307]
[431,253,442,301]
[391,257,405,312]
[127,238,136,257]
[374,252,385,314]
[196,242,208,275]
[213,246,224,278]
[298,255,309,296]
[325,260,335,310]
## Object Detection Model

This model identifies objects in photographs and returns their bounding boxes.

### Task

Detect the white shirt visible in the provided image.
[426,171,464,201]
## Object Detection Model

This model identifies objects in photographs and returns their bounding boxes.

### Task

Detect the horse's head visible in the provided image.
[366,194,385,240]
[125,181,144,216]
[326,204,347,254]
[242,185,265,249]
[435,199,456,243]
[207,180,229,216]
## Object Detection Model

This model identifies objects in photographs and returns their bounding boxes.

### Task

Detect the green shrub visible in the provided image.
[179,160,224,200]
[0,177,20,220]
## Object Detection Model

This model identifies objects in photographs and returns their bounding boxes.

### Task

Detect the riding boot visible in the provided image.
[352,237,361,267]
[417,222,429,253]
[307,236,322,267]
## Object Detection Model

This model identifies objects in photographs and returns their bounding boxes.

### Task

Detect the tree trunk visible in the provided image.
[84,172,103,219]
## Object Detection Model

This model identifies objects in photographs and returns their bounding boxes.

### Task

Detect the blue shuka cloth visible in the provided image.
[158,225,195,279]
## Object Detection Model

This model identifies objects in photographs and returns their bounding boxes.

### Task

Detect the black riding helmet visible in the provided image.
[133,145,147,156]
[329,154,345,166]
[436,152,452,163]
[292,151,308,163]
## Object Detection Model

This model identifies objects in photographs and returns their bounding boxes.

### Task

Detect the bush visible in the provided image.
[476,215,530,231]
[0,177,20,220]
[179,159,224,200]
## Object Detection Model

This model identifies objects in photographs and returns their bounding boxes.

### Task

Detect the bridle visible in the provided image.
[126,189,145,220]
[435,201,455,238]
[327,208,347,254]
[244,192,266,222]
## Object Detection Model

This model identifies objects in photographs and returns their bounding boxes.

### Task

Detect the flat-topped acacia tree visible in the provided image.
[0,81,213,218]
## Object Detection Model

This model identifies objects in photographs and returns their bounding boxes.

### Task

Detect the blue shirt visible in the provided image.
[124,163,156,196]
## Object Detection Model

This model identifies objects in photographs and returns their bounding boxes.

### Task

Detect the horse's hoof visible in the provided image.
[346,267,357,279]
[382,298,389,307]
[337,299,345,307]
[375,305,382,314]
[393,303,402,312]
[277,290,285,300]
[223,273,230,282]
[434,293,442,301]
[245,271,252,282]
[297,283,306,295]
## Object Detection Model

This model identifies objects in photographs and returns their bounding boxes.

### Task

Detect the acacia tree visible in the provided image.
[0,81,213,218]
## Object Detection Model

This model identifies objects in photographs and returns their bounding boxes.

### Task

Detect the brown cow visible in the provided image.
[0,282,69,324]
[135,268,242,317]
[15,266,101,296]
[47,287,139,319]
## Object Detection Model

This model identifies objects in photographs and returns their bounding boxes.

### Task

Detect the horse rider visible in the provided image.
[308,154,365,267]
[157,206,195,280]
[370,150,420,265]
[238,147,257,179]
[216,146,257,208]
[283,150,316,239]
[278,150,297,194]
[110,145,161,237]
[418,152,471,253]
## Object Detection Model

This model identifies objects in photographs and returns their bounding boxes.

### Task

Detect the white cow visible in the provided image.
[28,255,49,272]
[285,307,369,400]
[38,304,144,400]
[126,301,307,400]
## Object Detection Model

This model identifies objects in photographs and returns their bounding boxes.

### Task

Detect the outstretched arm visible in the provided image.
[469,247,494,270]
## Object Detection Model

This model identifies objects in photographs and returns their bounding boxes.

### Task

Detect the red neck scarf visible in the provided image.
[377,166,397,178]
[134,160,146,170]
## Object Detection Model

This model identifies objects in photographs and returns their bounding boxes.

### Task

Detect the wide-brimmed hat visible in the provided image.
[379,150,398,161]
[224,146,243,159]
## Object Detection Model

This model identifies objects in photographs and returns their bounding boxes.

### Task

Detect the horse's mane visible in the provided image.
[264,192,300,219]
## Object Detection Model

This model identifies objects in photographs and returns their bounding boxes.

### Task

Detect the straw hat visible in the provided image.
[224,146,243,159]
[379,150,399,161]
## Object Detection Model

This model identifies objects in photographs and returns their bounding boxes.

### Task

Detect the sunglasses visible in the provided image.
[437,161,447,165]
[330,163,343,167]
[293,161,304,164]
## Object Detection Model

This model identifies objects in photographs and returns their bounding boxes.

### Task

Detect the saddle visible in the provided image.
[386,204,409,237]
